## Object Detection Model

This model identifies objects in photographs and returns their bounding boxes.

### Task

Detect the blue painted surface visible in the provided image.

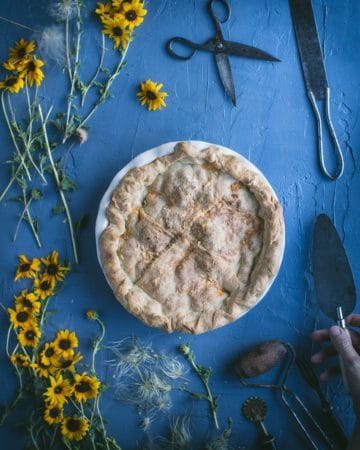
[0,0,359,449]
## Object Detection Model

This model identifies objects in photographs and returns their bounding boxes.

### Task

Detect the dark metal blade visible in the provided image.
[289,0,328,100]
[224,41,280,62]
[215,52,236,106]
[312,214,356,321]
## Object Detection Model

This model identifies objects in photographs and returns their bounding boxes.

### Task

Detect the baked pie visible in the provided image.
[100,142,284,334]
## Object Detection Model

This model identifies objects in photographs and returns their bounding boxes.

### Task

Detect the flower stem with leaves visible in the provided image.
[179,343,219,429]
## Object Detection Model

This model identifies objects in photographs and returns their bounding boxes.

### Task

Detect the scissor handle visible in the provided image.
[166,37,202,60]
[208,0,230,33]
[308,88,344,180]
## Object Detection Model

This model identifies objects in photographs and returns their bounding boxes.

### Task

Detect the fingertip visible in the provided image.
[311,353,321,364]
[319,371,330,381]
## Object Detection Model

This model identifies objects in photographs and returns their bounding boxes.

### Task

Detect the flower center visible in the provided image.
[40,281,50,291]
[23,298,33,308]
[61,359,73,368]
[59,339,71,350]
[27,61,36,71]
[49,407,60,418]
[16,356,24,364]
[54,386,63,394]
[17,48,26,57]
[45,347,55,357]
[20,263,30,272]
[76,381,91,393]
[113,26,123,36]
[5,78,18,87]
[146,90,157,100]
[25,330,35,340]
[67,419,80,431]
[47,264,58,275]
[125,10,137,21]
[17,311,29,322]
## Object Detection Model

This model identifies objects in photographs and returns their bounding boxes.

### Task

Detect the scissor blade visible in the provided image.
[215,52,236,106]
[225,41,280,62]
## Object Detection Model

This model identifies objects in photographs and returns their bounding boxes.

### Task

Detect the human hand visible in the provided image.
[311,314,360,418]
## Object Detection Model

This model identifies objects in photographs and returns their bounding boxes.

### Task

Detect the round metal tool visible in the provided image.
[242,396,277,450]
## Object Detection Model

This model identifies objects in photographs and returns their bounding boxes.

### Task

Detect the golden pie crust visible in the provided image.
[100,142,284,334]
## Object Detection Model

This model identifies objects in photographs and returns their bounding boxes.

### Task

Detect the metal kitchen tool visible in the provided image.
[296,356,348,449]
[166,0,280,106]
[313,214,357,391]
[236,341,335,450]
[289,0,344,180]
[242,396,277,450]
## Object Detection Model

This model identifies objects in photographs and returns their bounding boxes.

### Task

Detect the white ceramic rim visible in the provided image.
[95,140,285,304]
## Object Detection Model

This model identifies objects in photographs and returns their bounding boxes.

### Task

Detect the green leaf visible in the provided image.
[30,189,42,200]
[52,203,65,215]
[75,214,89,230]
[59,175,77,192]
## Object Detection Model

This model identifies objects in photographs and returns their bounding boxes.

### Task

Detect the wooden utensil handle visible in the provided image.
[338,326,351,393]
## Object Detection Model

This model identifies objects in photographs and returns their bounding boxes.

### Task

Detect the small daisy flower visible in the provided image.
[102,16,132,50]
[19,56,45,87]
[121,0,147,29]
[10,353,31,368]
[137,80,168,111]
[14,291,41,315]
[61,416,89,441]
[17,323,41,347]
[8,38,35,66]
[41,250,69,283]
[44,374,73,406]
[44,404,63,425]
[14,255,41,281]
[53,329,78,359]
[53,351,83,373]
[33,275,56,300]
[8,306,36,329]
[73,372,101,402]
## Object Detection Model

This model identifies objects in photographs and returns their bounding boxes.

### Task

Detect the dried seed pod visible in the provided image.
[234,340,287,379]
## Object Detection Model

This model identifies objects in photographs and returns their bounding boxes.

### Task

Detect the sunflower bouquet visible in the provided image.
[2,252,121,449]
[0,0,147,264]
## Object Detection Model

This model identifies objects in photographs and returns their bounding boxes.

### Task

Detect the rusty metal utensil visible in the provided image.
[235,341,335,450]
[242,396,277,449]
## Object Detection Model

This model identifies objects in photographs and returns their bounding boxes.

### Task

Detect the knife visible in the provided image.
[312,214,357,390]
[289,0,344,180]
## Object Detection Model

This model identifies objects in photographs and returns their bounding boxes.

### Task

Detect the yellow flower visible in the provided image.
[0,75,25,94]
[85,310,98,320]
[137,80,168,111]
[61,416,89,441]
[53,352,83,373]
[121,0,147,29]
[8,306,36,329]
[9,38,35,66]
[10,353,31,368]
[31,359,57,379]
[40,342,59,366]
[73,373,101,402]
[44,404,63,425]
[44,374,73,406]
[34,275,55,300]
[3,60,18,71]
[17,323,41,347]
[102,16,132,50]
[19,57,45,87]
[41,250,69,283]
[95,2,113,21]
[14,290,41,315]
[53,330,78,359]
[15,255,41,281]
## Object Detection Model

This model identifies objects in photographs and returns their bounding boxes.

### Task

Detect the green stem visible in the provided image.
[13,194,34,243]
[22,187,42,248]
[63,0,82,144]
[80,33,105,107]
[65,16,72,83]
[38,105,79,264]
[78,43,129,130]
[0,164,22,202]
[1,91,31,180]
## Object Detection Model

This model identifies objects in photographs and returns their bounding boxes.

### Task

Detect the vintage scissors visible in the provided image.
[166,0,280,106]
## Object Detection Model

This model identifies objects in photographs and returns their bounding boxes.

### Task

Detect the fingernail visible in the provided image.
[330,326,342,337]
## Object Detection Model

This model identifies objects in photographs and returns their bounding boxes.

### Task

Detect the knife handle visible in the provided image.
[337,323,351,394]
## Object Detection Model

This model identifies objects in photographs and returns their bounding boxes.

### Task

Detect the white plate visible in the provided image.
[95,141,285,302]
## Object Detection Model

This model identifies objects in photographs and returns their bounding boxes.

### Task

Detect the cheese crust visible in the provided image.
[100,142,284,334]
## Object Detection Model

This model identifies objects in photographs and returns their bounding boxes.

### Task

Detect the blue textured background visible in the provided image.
[0,0,359,448]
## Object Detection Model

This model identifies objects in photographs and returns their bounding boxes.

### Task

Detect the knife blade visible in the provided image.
[313,214,356,321]
[289,0,328,100]
[224,41,280,62]
[312,214,356,391]
[215,52,236,106]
